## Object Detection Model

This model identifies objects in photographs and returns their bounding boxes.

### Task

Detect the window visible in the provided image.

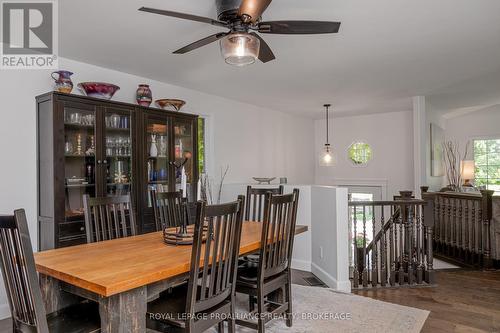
[348,142,373,165]
[197,117,206,175]
[474,139,500,194]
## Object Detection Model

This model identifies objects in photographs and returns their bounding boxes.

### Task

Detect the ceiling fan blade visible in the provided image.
[250,33,275,63]
[173,33,228,54]
[238,0,272,23]
[258,21,341,34]
[138,7,229,28]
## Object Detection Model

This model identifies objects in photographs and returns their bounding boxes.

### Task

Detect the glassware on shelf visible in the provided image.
[75,133,83,155]
[158,135,167,157]
[65,141,74,155]
[113,160,128,184]
[81,114,95,126]
[85,162,94,184]
[86,135,95,156]
[69,112,82,124]
[159,168,167,181]
[110,114,121,128]
[147,159,154,182]
[121,116,129,129]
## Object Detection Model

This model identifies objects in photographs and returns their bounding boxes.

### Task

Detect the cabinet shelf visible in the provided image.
[148,180,168,184]
[106,127,131,132]
[65,183,95,188]
[64,123,95,130]
[65,154,94,158]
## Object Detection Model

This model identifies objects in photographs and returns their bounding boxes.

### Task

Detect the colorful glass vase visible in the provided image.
[51,70,73,93]
[136,84,152,107]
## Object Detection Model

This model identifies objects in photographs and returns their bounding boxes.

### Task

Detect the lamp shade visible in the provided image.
[461,160,475,180]
[220,32,260,66]
[319,144,335,167]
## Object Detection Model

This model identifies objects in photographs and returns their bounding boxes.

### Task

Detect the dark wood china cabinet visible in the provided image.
[37,92,198,250]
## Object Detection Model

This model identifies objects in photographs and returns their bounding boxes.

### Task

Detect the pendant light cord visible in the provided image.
[324,104,331,145]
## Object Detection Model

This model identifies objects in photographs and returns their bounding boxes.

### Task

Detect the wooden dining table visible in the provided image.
[34,221,308,333]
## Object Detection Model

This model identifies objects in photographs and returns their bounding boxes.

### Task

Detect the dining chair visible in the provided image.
[242,186,284,265]
[83,194,137,243]
[236,189,300,333]
[245,186,284,222]
[147,196,245,333]
[151,189,187,231]
[0,209,100,333]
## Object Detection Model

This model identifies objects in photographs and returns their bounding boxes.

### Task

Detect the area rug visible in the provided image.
[210,284,429,333]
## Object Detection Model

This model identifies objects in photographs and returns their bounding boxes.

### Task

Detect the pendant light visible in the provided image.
[319,104,335,166]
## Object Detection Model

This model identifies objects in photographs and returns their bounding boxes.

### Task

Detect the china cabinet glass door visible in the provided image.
[63,106,97,222]
[144,115,170,209]
[104,108,133,196]
[173,118,196,201]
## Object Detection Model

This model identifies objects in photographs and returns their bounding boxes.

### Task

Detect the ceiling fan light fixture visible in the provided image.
[220,32,260,66]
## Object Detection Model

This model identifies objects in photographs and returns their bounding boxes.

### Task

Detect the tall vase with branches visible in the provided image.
[200,165,229,204]
[442,141,469,192]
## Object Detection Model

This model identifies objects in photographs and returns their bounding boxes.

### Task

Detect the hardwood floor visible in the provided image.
[1,269,498,332]
[353,269,500,333]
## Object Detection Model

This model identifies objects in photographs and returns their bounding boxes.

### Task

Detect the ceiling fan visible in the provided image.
[139,0,341,66]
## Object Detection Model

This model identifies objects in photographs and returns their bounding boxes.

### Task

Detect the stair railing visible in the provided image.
[348,191,435,289]
[421,187,494,268]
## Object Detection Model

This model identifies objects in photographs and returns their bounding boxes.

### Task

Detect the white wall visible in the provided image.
[315,111,415,199]
[444,105,500,157]
[311,186,350,292]
[0,58,314,319]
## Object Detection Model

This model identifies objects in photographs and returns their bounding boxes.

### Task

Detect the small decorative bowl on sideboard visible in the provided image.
[77,82,120,100]
[155,99,186,112]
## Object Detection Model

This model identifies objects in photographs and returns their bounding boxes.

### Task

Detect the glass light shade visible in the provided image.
[220,32,260,66]
[461,160,475,181]
[319,145,335,167]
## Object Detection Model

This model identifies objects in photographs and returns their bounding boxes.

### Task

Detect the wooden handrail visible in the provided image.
[349,199,426,206]
[420,186,494,268]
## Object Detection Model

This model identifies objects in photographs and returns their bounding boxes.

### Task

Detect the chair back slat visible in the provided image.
[83,194,136,243]
[245,186,284,222]
[151,190,187,231]
[0,210,49,332]
[186,196,244,314]
[259,189,299,280]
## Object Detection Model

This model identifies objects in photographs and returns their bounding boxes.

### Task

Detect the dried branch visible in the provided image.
[216,165,229,204]
[199,165,230,205]
[442,141,470,191]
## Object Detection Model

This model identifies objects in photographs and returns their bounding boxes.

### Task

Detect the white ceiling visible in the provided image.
[59,0,500,118]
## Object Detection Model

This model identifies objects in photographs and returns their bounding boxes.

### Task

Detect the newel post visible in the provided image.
[481,190,494,269]
[398,191,413,278]
[420,186,435,283]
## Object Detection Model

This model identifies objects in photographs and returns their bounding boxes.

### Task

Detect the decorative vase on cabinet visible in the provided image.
[150,134,158,157]
[136,84,152,107]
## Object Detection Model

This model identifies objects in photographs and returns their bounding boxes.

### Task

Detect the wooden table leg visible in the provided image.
[99,286,147,333]
[39,274,81,314]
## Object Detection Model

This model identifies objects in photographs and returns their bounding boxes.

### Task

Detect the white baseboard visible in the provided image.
[0,303,10,320]
[291,259,311,272]
[311,262,351,293]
